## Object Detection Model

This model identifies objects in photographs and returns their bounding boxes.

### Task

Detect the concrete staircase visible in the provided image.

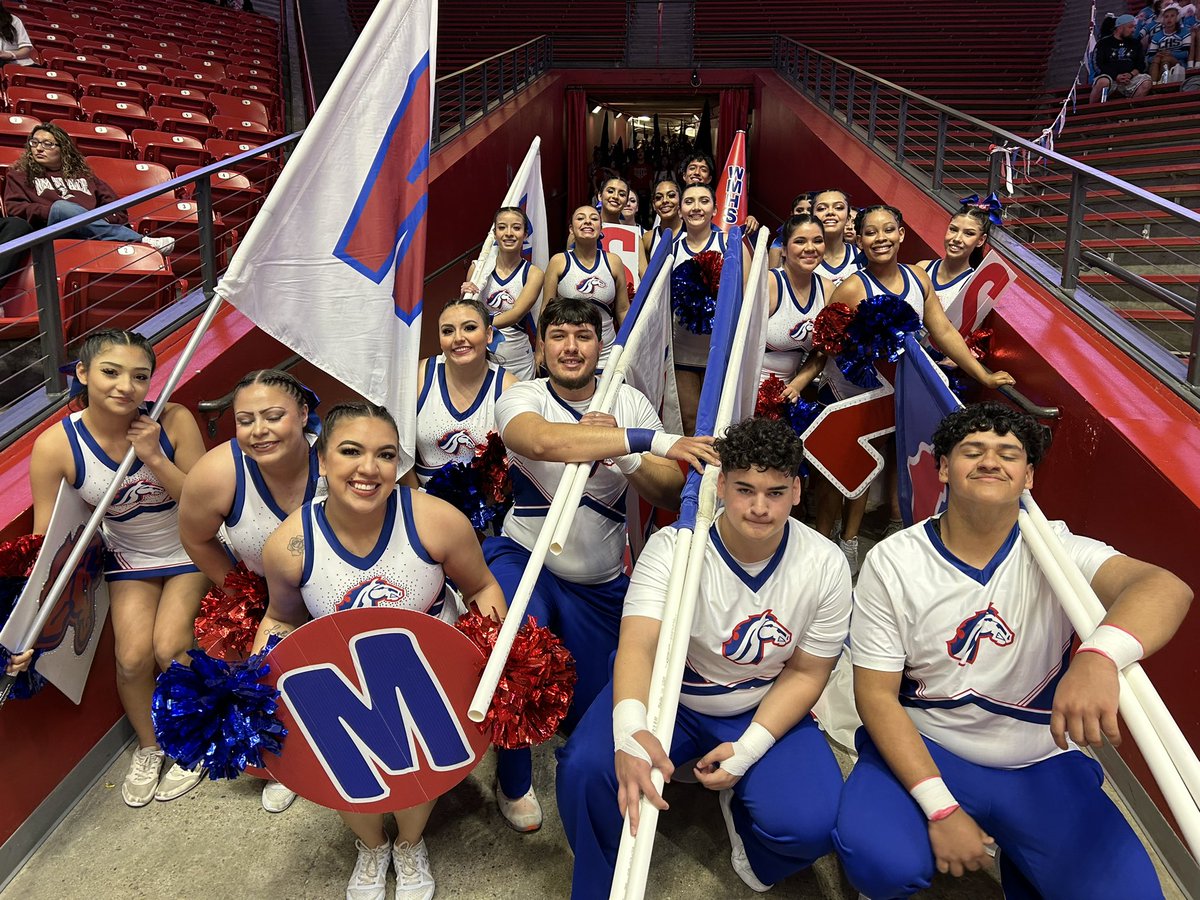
[626,0,694,67]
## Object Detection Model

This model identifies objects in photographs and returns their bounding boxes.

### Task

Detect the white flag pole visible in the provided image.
[463,136,542,299]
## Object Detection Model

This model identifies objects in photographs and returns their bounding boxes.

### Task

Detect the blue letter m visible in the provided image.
[278,629,475,803]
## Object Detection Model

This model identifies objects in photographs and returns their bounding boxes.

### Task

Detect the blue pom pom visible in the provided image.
[425,459,497,531]
[670,259,717,335]
[0,576,46,700]
[152,640,286,779]
[836,294,923,388]
[788,398,823,437]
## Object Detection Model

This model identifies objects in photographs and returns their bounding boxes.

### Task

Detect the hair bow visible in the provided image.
[297,382,322,434]
[958,192,1003,226]
[58,361,85,399]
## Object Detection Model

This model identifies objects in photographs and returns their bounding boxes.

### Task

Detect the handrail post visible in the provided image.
[1061,171,1088,291]
[498,52,505,100]
[32,241,67,395]
[194,177,218,300]
[932,111,948,190]
[846,70,856,128]
[867,82,879,145]
[896,95,909,165]
[802,46,811,95]
[828,62,837,113]
[458,74,467,132]
[814,56,822,103]
[1188,289,1200,390]
[987,135,1004,198]
[482,60,489,112]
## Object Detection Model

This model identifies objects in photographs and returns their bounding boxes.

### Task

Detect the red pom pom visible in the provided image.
[455,609,576,749]
[693,250,724,295]
[755,374,789,420]
[472,430,511,506]
[195,562,269,661]
[812,302,854,356]
[965,327,993,360]
[0,534,44,577]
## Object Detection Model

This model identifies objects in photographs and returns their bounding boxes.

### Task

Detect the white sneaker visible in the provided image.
[142,235,175,256]
[155,760,205,801]
[495,782,543,832]
[121,745,164,808]
[839,536,860,577]
[718,789,773,893]
[392,839,435,900]
[261,779,297,813]
[347,839,391,900]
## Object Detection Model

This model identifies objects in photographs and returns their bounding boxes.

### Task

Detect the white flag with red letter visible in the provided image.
[217,0,437,473]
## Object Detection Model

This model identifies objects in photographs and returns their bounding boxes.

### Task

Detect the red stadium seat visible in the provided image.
[55,239,180,337]
[223,64,276,88]
[0,144,26,194]
[175,58,226,80]
[39,8,93,30]
[207,93,270,129]
[81,97,156,134]
[74,38,129,59]
[25,22,77,44]
[0,115,40,151]
[229,83,280,124]
[6,87,82,122]
[3,67,77,96]
[49,119,136,159]
[104,61,167,86]
[204,138,280,186]
[76,75,151,108]
[128,197,232,280]
[131,129,209,170]
[148,86,210,116]
[127,37,181,56]
[40,51,110,78]
[175,163,262,237]
[134,49,182,69]
[170,70,226,94]
[148,106,218,142]
[210,115,277,144]
[85,156,172,201]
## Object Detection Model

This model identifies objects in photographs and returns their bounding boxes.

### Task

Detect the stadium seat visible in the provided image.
[135,49,183,69]
[25,22,77,45]
[6,87,82,122]
[40,52,111,78]
[85,156,172,202]
[0,144,25,194]
[210,115,277,144]
[39,8,92,30]
[76,75,151,108]
[204,138,280,187]
[148,86,211,116]
[127,38,182,57]
[74,38,129,59]
[81,97,156,134]
[53,239,180,337]
[224,64,276,88]
[207,93,270,129]
[170,70,226,94]
[148,107,218,142]
[175,163,262,238]
[175,58,226,80]
[131,129,209,170]
[0,114,43,151]
[49,119,136,159]
[105,61,167,87]
[3,67,77,95]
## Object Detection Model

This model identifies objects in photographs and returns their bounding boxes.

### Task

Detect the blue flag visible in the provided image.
[895,334,963,526]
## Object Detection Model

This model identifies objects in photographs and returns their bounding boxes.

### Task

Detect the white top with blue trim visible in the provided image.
[923,259,975,310]
[223,435,320,575]
[62,410,192,572]
[558,250,617,361]
[298,488,453,622]
[624,517,852,716]
[414,355,505,484]
[495,378,662,584]
[762,268,826,381]
[671,228,729,368]
[851,518,1119,768]
[814,243,865,286]
[481,260,536,378]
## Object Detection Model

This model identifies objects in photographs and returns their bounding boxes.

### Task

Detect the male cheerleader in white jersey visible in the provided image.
[835,402,1192,899]
[484,296,718,832]
[557,416,852,898]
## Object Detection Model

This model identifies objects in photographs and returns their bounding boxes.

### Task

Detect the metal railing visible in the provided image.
[771,35,1200,403]
[0,133,301,449]
[432,35,552,150]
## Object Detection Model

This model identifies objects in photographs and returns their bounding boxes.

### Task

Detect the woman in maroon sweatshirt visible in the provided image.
[4,123,174,256]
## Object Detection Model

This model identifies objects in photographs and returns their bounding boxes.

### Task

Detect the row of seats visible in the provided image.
[15,2,278,49]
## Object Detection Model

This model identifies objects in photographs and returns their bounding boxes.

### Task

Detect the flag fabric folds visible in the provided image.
[217,0,437,474]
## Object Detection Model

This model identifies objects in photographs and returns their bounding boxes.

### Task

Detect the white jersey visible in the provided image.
[851,518,1120,769]
[481,259,536,380]
[496,378,662,584]
[223,435,320,575]
[761,268,826,383]
[923,259,974,310]
[557,250,617,370]
[823,264,926,401]
[415,356,505,484]
[815,243,865,286]
[624,517,851,716]
[298,488,454,622]
[671,228,728,369]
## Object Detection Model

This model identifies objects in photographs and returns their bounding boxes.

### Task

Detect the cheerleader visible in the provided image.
[767,192,814,268]
[812,189,865,286]
[543,205,630,372]
[178,368,321,813]
[598,174,647,274]
[254,402,507,900]
[640,178,681,264]
[28,329,209,807]
[460,207,544,381]
[917,204,992,309]
[761,214,833,396]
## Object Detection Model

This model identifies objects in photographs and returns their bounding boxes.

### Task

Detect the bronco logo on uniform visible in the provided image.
[722,610,793,666]
[788,319,814,344]
[437,430,476,455]
[574,276,606,296]
[338,577,407,612]
[109,481,172,519]
[947,603,1015,665]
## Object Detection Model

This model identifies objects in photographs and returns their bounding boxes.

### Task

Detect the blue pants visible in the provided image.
[484,535,628,799]
[833,730,1163,900]
[557,680,843,900]
[50,200,143,244]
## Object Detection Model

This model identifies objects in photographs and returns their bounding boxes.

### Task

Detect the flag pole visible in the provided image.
[463,136,542,299]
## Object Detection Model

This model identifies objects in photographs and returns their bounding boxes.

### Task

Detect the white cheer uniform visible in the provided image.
[923,258,974,310]
[851,518,1119,768]
[557,250,618,371]
[298,488,456,622]
[414,355,506,485]
[480,260,536,380]
[815,243,865,286]
[671,227,729,370]
[62,410,196,579]
[761,268,826,384]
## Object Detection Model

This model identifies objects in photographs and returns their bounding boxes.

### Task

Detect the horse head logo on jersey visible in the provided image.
[946,603,1015,666]
[109,480,171,517]
[722,610,793,666]
[485,288,515,313]
[437,430,476,456]
[34,525,105,655]
[574,276,606,296]
[788,320,814,345]
[337,576,407,612]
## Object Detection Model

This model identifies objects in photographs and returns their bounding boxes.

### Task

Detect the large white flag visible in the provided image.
[217,0,437,472]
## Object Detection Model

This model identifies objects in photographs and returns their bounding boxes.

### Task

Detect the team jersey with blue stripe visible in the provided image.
[495,378,662,584]
[558,250,617,369]
[623,517,852,716]
[298,488,453,622]
[671,228,729,368]
[762,268,826,382]
[414,355,505,484]
[62,410,196,578]
[814,243,865,286]
[851,518,1119,768]
[480,260,536,380]
[223,435,320,575]
[923,259,975,310]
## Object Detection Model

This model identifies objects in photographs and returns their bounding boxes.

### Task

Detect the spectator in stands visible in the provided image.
[0,2,36,67]
[4,125,176,256]
[1091,14,1152,102]
[0,215,33,284]
[1146,2,1193,82]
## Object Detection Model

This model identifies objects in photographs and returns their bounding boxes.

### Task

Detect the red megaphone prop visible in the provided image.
[713,129,747,233]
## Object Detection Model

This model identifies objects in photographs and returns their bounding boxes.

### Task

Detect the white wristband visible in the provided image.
[910,776,960,821]
[611,453,644,475]
[613,698,651,764]
[720,722,776,777]
[1077,624,1144,671]
[650,432,681,458]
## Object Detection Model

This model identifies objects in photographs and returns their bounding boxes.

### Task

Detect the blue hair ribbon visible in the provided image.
[958,192,1003,226]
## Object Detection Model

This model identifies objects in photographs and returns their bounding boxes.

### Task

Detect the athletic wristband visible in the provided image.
[613,698,652,764]
[611,453,644,475]
[910,777,959,821]
[650,431,682,458]
[1077,624,1144,671]
[720,722,776,777]
[625,428,655,454]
